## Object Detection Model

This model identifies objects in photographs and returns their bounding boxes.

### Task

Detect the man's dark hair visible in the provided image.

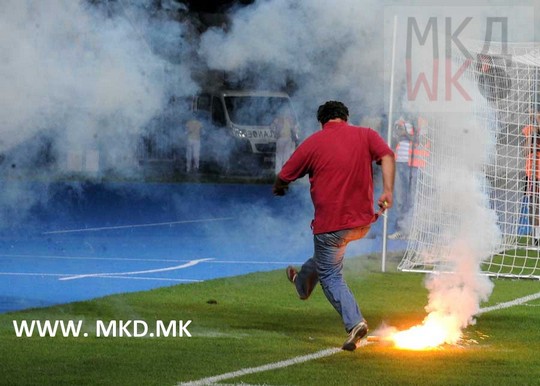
[317,101,349,125]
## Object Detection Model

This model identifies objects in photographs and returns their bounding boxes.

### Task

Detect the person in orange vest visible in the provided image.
[522,108,540,245]
[388,115,429,239]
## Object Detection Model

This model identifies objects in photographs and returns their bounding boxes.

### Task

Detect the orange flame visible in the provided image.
[387,313,462,350]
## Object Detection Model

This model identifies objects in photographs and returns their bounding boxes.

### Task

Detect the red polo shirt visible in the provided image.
[278,120,393,234]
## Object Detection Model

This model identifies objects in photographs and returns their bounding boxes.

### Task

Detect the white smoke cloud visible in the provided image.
[379,30,506,345]
[365,1,540,347]
[2,0,538,177]
[0,0,535,255]
[422,103,502,337]
[199,0,386,125]
[0,0,202,225]
[0,0,198,176]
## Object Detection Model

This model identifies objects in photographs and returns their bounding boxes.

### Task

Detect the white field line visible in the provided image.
[42,217,235,235]
[201,383,290,386]
[0,256,304,281]
[476,291,540,314]
[59,258,214,281]
[78,275,203,282]
[0,272,201,282]
[0,272,67,277]
[0,254,303,265]
[0,254,201,263]
[178,292,540,386]
[176,348,342,386]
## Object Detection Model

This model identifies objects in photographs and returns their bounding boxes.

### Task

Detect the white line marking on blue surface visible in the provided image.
[207,260,305,265]
[59,258,214,281]
[42,217,235,234]
[0,272,201,282]
[0,254,303,265]
[79,275,203,282]
[0,254,204,262]
[0,272,66,277]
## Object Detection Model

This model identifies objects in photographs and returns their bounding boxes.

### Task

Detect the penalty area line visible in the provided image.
[179,291,540,386]
[178,340,371,386]
[477,291,540,314]
[176,347,342,386]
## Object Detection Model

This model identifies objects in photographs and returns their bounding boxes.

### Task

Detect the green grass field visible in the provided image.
[1,255,539,386]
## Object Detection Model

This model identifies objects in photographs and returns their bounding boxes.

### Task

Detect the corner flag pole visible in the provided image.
[382,15,398,273]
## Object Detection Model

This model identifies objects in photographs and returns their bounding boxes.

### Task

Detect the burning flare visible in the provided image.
[385,312,462,350]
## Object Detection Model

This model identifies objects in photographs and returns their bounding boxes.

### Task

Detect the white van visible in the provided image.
[192,89,299,173]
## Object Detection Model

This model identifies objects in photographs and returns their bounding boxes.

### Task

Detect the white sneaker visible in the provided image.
[388,231,406,240]
[342,320,369,351]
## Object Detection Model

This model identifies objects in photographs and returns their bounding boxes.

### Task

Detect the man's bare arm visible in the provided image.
[378,154,395,209]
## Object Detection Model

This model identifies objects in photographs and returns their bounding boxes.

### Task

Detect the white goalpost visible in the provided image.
[398,42,540,279]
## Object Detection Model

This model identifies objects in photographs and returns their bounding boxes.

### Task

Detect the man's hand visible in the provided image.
[378,192,393,210]
[273,186,288,196]
[273,177,290,196]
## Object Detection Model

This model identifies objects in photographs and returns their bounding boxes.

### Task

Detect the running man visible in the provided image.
[273,100,395,351]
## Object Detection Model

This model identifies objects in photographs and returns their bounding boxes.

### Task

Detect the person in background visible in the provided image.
[388,116,415,240]
[185,114,203,173]
[272,113,297,175]
[273,101,395,351]
[388,115,429,240]
[522,107,540,245]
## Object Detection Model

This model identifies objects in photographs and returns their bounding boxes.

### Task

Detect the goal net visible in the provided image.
[398,42,540,279]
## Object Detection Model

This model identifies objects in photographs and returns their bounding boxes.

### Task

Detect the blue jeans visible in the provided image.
[294,226,370,332]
